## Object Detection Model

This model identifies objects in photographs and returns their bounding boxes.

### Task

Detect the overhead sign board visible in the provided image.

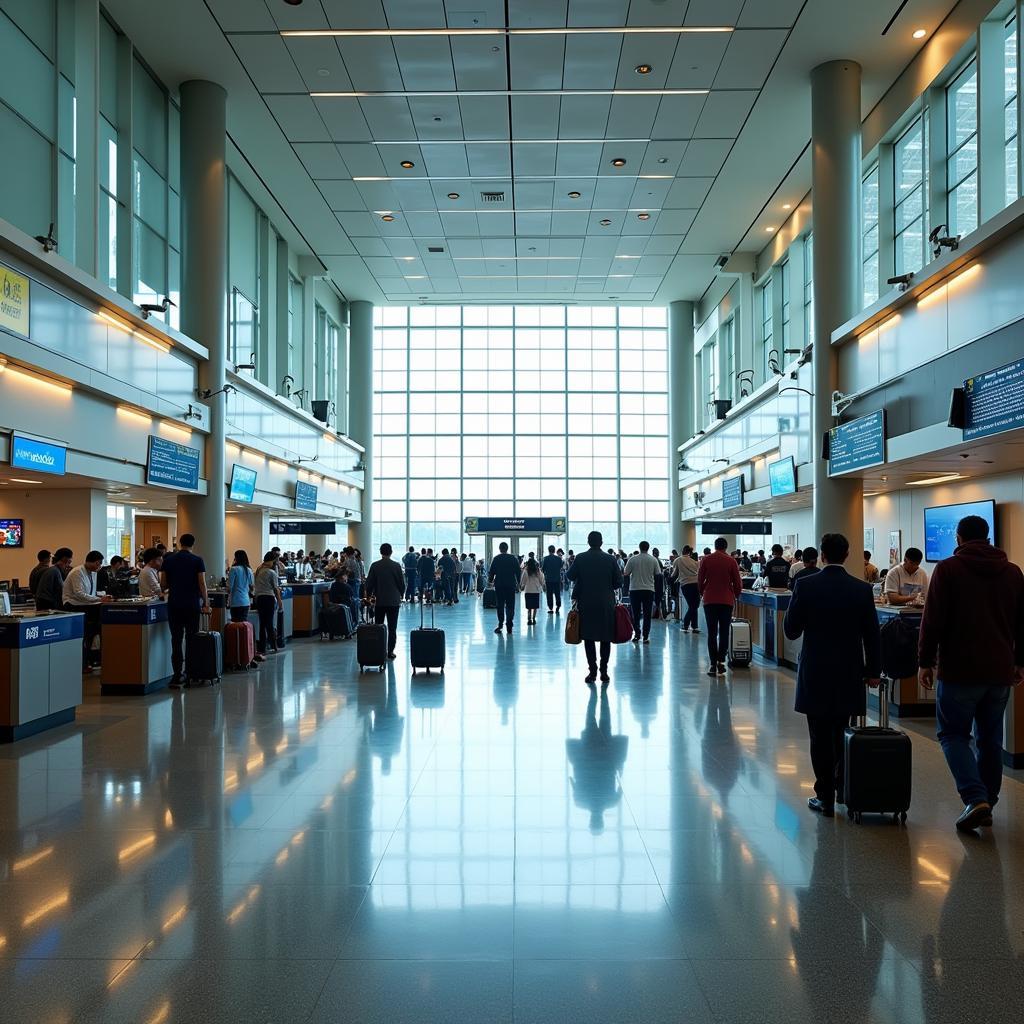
[295,481,318,511]
[270,520,336,535]
[146,435,200,491]
[722,475,744,509]
[963,357,1024,441]
[10,432,67,476]
[700,520,773,536]
[828,410,886,477]
[0,263,30,337]
[465,516,567,533]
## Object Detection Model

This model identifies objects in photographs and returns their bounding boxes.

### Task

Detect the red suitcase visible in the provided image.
[224,620,255,670]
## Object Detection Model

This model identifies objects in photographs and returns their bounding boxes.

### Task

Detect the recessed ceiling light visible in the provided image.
[611,158,627,167]
[283,0,303,6]
[634,64,653,75]
[381,214,395,222]
[400,160,415,168]
[600,218,612,226]
[782,203,791,210]
[447,192,460,199]
[568,191,581,199]
[912,28,927,39]
[765,226,775,232]
[316,68,330,77]
[657,157,668,164]
[907,472,962,486]
[637,212,650,220]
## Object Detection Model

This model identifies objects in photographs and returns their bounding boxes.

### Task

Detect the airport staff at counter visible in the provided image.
[0,610,84,741]
[884,547,929,606]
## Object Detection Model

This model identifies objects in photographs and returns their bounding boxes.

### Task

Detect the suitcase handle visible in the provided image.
[860,677,890,729]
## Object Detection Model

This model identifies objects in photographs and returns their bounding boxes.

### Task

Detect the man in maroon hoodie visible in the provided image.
[697,536,743,677]
[919,514,1024,832]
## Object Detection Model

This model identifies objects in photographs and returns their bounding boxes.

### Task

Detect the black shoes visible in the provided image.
[706,665,717,677]
[807,797,835,817]
[955,801,993,832]
[585,667,597,685]
[717,662,726,674]
[599,666,610,686]
[494,625,503,634]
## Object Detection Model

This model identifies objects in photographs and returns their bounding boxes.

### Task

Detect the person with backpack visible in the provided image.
[918,514,1024,832]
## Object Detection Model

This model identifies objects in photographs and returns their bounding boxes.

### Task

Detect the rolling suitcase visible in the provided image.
[186,615,222,685]
[357,622,388,672]
[483,586,497,609]
[224,619,255,670]
[410,601,446,676]
[319,603,349,640]
[843,679,912,824]
[728,610,752,667]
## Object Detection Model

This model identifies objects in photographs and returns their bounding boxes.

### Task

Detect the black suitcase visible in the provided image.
[186,618,222,685]
[483,586,497,609]
[357,622,388,671]
[410,602,445,676]
[319,604,349,640]
[843,680,912,824]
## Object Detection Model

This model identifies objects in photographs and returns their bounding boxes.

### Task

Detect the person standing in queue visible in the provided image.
[160,533,211,687]
[673,545,700,633]
[253,552,283,658]
[417,548,435,604]
[62,550,110,672]
[402,546,419,603]
[567,530,622,687]
[488,541,520,635]
[791,546,820,586]
[36,548,73,611]
[542,545,564,614]
[697,537,743,676]
[460,551,475,595]
[764,544,791,588]
[918,515,1024,832]
[365,543,406,661]
[227,550,254,623]
[623,541,659,644]
[28,549,52,600]
[783,533,881,817]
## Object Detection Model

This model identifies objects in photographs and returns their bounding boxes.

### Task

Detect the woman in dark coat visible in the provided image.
[567,530,623,686]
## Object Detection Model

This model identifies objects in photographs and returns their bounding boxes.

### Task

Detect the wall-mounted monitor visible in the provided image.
[295,481,318,512]
[228,464,257,503]
[722,475,744,509]
[0,519,24,547]
[10,432,67,476]
[768,456,796,497]
[924,499,996,562]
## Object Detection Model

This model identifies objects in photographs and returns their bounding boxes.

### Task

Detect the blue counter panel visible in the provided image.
[0,615,84,648]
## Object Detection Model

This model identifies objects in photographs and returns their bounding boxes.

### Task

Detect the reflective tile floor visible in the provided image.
[3,597,1024,1022]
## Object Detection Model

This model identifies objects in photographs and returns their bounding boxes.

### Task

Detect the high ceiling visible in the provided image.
[108,0,965,304]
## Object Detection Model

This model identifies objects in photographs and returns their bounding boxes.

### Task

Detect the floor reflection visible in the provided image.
[566,688,629,835]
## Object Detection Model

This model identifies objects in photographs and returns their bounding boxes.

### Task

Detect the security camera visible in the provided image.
[714,254,730,270]
[886,273,914,292]
[34,223,57,253]
[928,224,961,258]
[831,389,855,417]
[140,295,176,319]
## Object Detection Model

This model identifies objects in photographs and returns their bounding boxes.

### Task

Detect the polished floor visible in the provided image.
[2,596,1024,1023]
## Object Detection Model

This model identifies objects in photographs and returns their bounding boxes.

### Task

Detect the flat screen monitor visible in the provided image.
[768,456,796,497]
[0,519,24,547]
[295,481,318,512]
[228,464,257,503]
[924,499,996,562]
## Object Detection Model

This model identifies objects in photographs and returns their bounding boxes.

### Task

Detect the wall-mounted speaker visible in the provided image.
[947,387,965,429]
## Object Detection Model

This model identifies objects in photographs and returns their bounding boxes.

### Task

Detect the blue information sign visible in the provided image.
[146,435,201,490]
[828,410,886,477]
[768,457,796,497]
[10,432,67,476]
[963,357,1024,441]
[295,481,318,511]
[721,475,744,509]
[229,464,258,503]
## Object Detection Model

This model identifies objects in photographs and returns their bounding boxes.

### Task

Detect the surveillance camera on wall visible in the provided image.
[714,254,730,270]
[886,272,914,292]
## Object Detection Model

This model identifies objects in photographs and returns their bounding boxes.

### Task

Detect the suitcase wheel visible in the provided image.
[847,808,855,820]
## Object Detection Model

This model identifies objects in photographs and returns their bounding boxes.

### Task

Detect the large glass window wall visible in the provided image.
[372,305,670,554]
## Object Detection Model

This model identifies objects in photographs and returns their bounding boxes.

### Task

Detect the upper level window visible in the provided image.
[703,339,717,424]
[895,115,928,275]
[803,234,814,346]
[230,288,258,370]
[780,259,792,350]
[759,278,774,379]
[862,165,880,306]
[947,59,978,236]
[1007,17,1019,207]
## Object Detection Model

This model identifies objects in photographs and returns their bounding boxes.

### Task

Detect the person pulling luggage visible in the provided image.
[365,543,406,661]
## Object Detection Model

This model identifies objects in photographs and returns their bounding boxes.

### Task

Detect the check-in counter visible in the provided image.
[208,587,294,642]
[735,590,794,667]
[0,611,84,741]
[872,606,934,719]
[290,582,329,637]
[99,600,173,695]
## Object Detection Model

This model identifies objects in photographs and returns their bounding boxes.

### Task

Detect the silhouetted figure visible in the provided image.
[566,688,628,834]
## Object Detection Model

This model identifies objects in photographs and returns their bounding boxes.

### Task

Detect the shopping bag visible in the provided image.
[564,606,581,645]
[613,603,634,644]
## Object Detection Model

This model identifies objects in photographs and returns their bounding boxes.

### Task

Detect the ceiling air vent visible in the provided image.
[427,245,445,253]
[479,190,506,203]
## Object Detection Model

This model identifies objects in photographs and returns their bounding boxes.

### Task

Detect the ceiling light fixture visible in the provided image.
[447,192,460,199]
[600,218,612,226]
[372,138,652,145]
[611,158,627,167]
[634,64,653,74]
[912,28,927,39]
[906,473,963,486]
[283,26,734,38]
[380,214,395,222]
[568,191,581,199]
[782,203,791,210]
[637,212,650,220]
[311,88,707,98]
[399,160,415,168]
[765,226,775,232]
[10,478,42,484]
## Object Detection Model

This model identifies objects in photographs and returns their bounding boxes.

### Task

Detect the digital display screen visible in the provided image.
[10,433,67,476]
[228,464,257,503]
[295,481,318,511]
[924,499,996,562]
[0,519,24,547]
[768,457,796,497]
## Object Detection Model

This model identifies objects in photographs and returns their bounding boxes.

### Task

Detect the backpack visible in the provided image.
[880,616,918,680]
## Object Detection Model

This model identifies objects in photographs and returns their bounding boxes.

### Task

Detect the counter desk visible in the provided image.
[290,582,330,637]
[208,588,294,643]
[735,590,796,668]
[99,600,172,695]
[0,611,84,741]
[873,606,934,719]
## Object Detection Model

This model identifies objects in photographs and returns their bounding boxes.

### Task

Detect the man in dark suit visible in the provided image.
[784,533,881,817]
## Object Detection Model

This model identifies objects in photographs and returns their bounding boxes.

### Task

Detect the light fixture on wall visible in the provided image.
[907,473,963,486]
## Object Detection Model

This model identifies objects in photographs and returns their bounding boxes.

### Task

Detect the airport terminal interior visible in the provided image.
[3,0,1024,1020]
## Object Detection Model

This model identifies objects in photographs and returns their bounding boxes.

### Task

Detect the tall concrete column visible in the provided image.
[177,80,228,580]
[811,61,864,571]
[668,300,695,551]
[348,300,374,554]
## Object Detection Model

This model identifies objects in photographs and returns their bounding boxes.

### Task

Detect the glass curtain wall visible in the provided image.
[372,305,669,555]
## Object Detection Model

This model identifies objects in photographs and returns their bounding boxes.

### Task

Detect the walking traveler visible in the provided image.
[542,545,564,613]
[439,548,458,605]
[673,546,700,632]
[783,533,881,817]
[253,552,283,657]
[918,515,1024,831]
[460,552,475,594]
[402,546,419,602]
[520,555,544,625]
[567,531,622,686]
[652,548,666,618]
[417,549,435,604]
[227,550,254,622]
[697,537,742,675]
[160,534,210,687]
[623,541,659,643]
[488,542,520,634]
[365,543,406,660]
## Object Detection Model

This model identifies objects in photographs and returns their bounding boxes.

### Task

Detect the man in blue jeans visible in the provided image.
[918,514,1024,832]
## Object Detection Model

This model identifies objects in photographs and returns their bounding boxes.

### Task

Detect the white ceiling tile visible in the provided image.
[548,237,584,257]
[553,143,603,176]
[355,181,402,209]
[232,35,307,93]
[604,95,659,138]
[451,37,509,90]
[379,147,429,175]
[511,95,560,140]
[592,177,635,207]
[588,211,624,232]
[335,143,388,176]
[597,141,649,174]
[355,97,415,140]
[459,96,510,140]
[738,0,803,27]
[509,0,568,28]
[664,177,712,207]
[394,180,438,207]
[567,0,627,25]
[653,208,696,233]
[321,0,389,29]
[664,35,730,90]
[265,95,330,142]
[466,143,512,176]
[693,90,757,137]
[337,38,404,91]
[336,211,380,235]
[557,95,612,140]
[579,257,613,276]
[284,37,355,92]
[477,212,516,236]
[512,142,557,176]
[210,0,276,30]
[636,253,673,274]
[515,212,553,234]
[642,233,685,255]
[447,237,485,257]
[677,138,732,176]
[377,215,413,237]
[510,36,567,90]
[393,37,458,90]
[292,143,350,178]
[561,35,621,90]
[383,0,447,27]
[420,144,470,176]
[481,238,518,257]
[549,211,591,234]
[624,0,686,27]
[628,178,671,207]
[315,98,374,142]
[650,94,706,139]
[385,237,420,257]
[319,181,368,210]
[627,276,661,292]
[683,0,743,26]
[581,235,619,258]
[351,236,393,256]
[613,33,677,88]
[408,96,466,140]
[714,29,787,90]
[405,212,445,235]
[365,256,403,276]
[514,181,555,208]
[637,140,687,175]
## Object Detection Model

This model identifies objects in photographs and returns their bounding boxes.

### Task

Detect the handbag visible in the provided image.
[564,605,581,645]
[613,603,634,644]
